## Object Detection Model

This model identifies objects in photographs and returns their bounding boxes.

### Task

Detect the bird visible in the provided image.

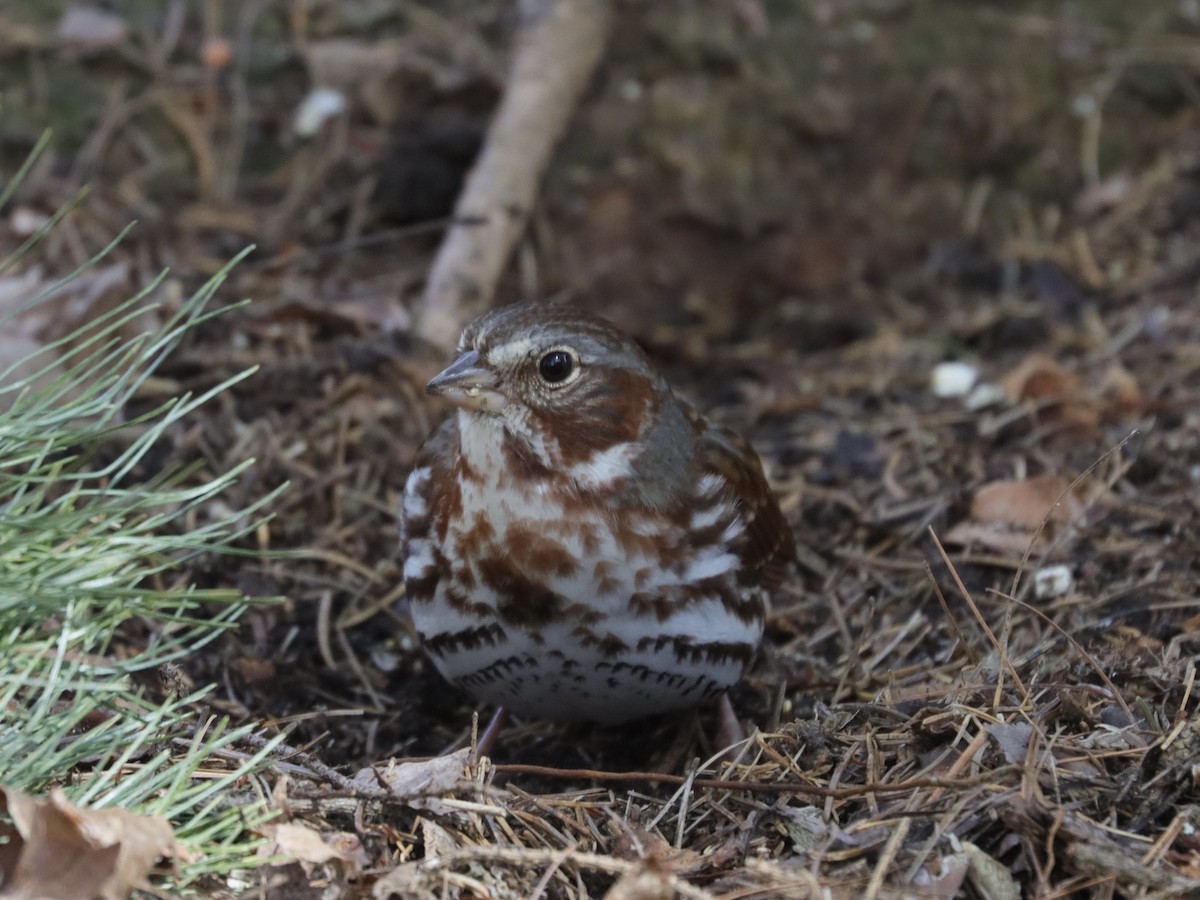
[401,302,795,743]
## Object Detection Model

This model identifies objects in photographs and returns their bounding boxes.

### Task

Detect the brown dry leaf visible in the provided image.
[351,748,471,813]
[1000,352,1082,401]
[602,866,675,900]
[987,721,1033,764]
[969,474,1079,529]
[175,202,263,238]
[1098,362,1145,412]
[909,850,969,897]
[371,862,425,899]
[419,818,459,858]
[774,805,829,853]
[999,353,1143,423]
[0,785,178,900]
[999,352,1098,427]
[262,822,367,873]
[943,474,1090,554]
[233,655,277,684]
[939,521,1040,555]
[610,827,705,876]
[1052,751,1107,779]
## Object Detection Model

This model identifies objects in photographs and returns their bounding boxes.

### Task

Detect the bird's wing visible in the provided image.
[695,418,796,591]
[400,416,458,602]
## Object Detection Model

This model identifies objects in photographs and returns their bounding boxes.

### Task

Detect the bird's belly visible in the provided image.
[412,489,763,723]
[451,639,740,723]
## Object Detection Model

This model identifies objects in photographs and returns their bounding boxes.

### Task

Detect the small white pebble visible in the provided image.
[850,19,875,42]
[1034,564,1073,599]
[58,5,127,47]
[620,78,643,102]
[371,646,401,673]
[965,382,1007,411]
[1072,93,1098,117]
[1145,306,1170,341]
[293,87,347,137]
[10,206,49,236]
[931,361,978,398]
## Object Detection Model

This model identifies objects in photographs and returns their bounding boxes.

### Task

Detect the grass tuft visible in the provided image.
[0,148,285,889]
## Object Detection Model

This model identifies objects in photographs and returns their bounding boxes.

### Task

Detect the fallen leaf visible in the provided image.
[371,862,425,899]
[910,850,969,897]
[940,520,1040,555]
[610,827,705,876]
[1098,363,1144,411]
[352,748,471,812]
[999,352,1098,427]
[233,655,277,684]
[969,474,1079,529]
[987,721,1033,764]
[263,822,366,873]
[1000,352,1082,403]
[602,866,675,900]
[775,805,829,852]
[0,785,177,900]
[944,474,1092,555]
[420,818,459,858]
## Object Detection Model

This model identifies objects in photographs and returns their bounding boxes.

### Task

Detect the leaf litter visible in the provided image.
[1,1,1200,897]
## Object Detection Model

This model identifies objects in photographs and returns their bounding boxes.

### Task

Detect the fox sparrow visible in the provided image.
[401,302,795,726]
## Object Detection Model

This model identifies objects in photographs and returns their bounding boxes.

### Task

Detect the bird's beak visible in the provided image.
[426,350,509,413]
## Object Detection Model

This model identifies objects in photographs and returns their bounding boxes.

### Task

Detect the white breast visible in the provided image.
[410,413,763,723]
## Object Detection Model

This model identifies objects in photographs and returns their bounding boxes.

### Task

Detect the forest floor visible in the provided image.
[2,1,1200,897]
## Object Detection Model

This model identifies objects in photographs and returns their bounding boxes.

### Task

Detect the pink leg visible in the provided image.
[473,707,510,760]
[715,693,747,751]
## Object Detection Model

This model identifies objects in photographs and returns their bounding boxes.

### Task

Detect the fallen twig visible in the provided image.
[413,0,613,347]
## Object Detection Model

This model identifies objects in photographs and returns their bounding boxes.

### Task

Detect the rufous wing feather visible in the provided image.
[697,421,796,591]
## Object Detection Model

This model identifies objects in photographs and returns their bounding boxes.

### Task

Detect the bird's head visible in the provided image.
[427,302,693,494]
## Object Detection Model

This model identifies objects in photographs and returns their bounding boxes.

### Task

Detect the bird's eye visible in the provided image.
[538,349,575,385]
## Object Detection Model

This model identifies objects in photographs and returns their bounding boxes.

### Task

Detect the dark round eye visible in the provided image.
[538,349,574,384]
